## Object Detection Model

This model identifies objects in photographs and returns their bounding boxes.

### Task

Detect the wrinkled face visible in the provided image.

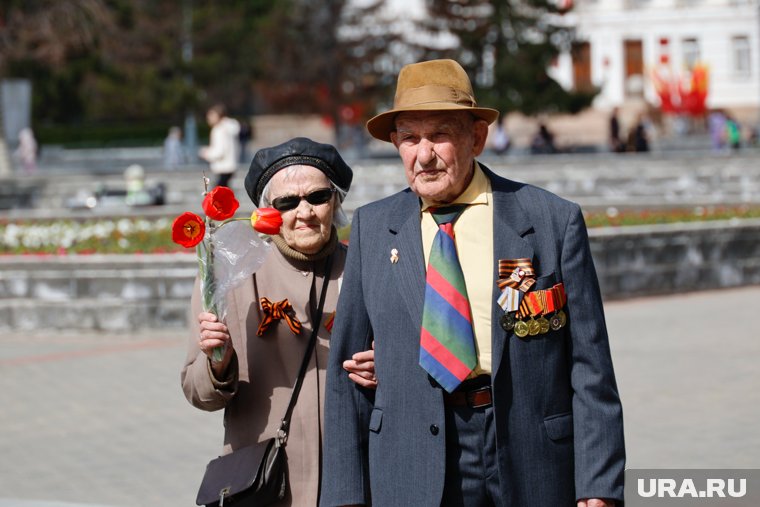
[267,165,335,254]
[390,111,488,205]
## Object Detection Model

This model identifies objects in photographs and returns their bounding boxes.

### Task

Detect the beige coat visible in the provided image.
[182,244,346,507]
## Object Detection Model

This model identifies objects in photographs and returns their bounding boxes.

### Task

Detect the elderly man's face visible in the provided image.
[390,111,488,205]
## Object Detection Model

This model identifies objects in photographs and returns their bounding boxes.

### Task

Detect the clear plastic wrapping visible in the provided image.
[197,219,273,322]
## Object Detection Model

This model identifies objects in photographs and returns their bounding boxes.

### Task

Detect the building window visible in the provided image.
[732,35,751,77]
[682,38,700,69]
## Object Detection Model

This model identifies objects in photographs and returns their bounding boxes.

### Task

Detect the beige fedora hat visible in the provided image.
[366,59,500,142]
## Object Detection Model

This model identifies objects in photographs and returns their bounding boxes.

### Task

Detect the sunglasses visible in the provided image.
[271,187,336,212]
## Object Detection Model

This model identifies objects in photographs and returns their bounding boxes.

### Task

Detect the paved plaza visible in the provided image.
[1,286,759,506]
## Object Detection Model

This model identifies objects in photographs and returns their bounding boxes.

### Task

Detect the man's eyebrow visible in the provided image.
[434,121,460,132]
[395,121,462,134]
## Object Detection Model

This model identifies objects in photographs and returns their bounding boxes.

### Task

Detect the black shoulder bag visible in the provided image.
[196,255,333,507]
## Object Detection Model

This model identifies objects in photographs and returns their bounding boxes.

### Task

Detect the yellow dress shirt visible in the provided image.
[421,163,494,375]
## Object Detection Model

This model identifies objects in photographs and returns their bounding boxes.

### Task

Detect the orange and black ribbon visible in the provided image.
[552,283,566,309]
[497,258,536,292]
[545,287,557,313]
[516,283,567,319]
[257,297,302,337]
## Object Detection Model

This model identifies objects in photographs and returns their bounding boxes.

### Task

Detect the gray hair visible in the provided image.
[259,165,349,229]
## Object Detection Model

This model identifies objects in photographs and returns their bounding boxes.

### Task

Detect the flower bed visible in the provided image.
[3,205,760,255]
[0,217,185,255]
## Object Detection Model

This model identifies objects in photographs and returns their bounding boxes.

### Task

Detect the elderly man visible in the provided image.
[321,59,625,507]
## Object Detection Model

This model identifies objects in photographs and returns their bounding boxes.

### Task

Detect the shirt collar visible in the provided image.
[420,162,490,212]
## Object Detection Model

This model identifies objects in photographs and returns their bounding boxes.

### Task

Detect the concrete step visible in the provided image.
[5,151,760,220]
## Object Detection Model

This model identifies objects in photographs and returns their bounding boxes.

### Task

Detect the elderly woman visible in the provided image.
[182,137,374,506]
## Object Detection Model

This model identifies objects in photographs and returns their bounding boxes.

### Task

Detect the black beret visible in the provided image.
[244,137,353,206]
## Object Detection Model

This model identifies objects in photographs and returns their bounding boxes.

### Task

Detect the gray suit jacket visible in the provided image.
[321,166,625,506]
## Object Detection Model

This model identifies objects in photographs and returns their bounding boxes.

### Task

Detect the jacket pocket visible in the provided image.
[369,407,383,433]
[543,412,573,441]
[533,272,558,291]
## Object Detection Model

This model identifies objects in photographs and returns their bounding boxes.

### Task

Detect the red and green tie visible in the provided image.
[419,205,477,393]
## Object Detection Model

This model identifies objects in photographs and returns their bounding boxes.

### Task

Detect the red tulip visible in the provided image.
[202,186,240,221]
[172,212,206,248]
[250,207,283,235]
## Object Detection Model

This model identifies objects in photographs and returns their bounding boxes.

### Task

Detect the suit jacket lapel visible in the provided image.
[389,190,426,328]
[484,166,535,378]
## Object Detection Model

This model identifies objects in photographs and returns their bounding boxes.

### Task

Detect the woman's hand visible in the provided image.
[344,340,377,389]
[198,312,233,377]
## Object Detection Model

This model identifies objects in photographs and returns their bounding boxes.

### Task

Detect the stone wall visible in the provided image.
[2,219,759,332]
[0,254,194,332]
[591,218,760,299]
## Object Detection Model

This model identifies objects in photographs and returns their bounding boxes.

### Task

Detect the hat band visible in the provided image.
[394,84,477,109]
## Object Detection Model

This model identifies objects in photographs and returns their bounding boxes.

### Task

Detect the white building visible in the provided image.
[552,0,760,125]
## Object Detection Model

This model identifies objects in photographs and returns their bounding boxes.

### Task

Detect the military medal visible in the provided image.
[497,263,531,336]
[497,286,522,313]
[534,290,551,335]
[526,292,544,336]
[497,259,536,293]
[499,312,516,331]
[537,316,551,334]
[541,289,556,333]
[526,318,539,336]
[497,259,569,338]
[548,283,567,331]
[555,310,567,328]
[549,312,564,331]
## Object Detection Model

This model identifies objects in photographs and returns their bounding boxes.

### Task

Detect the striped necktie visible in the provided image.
[419,205,477,393]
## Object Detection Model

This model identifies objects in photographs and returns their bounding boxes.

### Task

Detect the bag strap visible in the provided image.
[276,253,333,447]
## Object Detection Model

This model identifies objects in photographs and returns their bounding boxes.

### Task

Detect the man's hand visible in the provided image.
[344,340,376,389]
[578,499,615,507]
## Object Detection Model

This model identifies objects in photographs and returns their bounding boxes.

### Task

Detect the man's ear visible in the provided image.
[471,119,489,156]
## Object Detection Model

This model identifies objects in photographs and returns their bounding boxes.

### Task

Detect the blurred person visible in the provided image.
[608,107,624,153]
[530,122,556,154]
[238,117,254,164]
[708,109,727,152]
[490,116,511,155]
[725,115,741,151]
[199,103,240,188]
[321,59,624,507]
[163,126,185,169]
[749,125,759,147]
[627,115,650,153]
[14,127,37,173]
[182,137,376,507]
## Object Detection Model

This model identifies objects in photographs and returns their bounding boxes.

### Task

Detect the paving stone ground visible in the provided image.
[1,286,758,506]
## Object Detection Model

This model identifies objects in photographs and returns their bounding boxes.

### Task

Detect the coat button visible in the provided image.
[429,424,439,435]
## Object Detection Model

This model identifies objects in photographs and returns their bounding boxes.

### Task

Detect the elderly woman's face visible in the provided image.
[268,165,335,254]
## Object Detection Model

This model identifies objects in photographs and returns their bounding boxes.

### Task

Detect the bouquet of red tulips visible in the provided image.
[172,178,282,360]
